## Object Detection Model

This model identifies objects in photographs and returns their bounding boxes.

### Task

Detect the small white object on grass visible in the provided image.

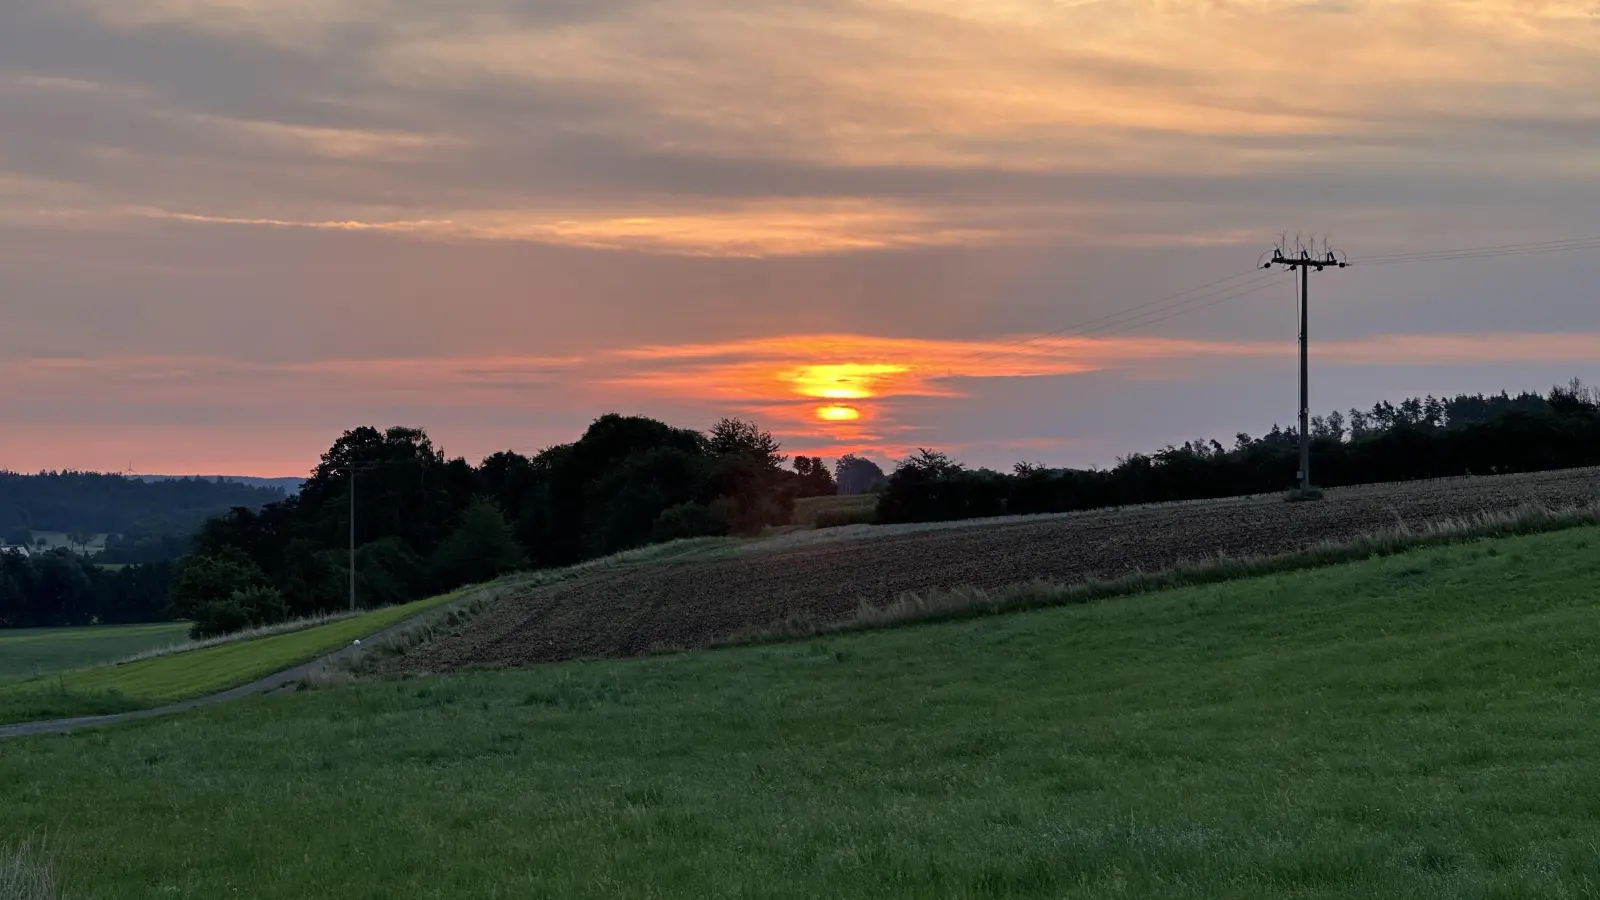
[352,639,362,646]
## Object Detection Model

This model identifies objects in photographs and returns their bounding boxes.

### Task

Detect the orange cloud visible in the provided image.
[9,330,1600,472]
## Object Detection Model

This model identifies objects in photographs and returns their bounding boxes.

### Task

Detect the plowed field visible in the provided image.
[398,467,1600,673]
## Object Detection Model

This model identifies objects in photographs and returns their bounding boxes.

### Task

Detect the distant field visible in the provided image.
[0,623,189,679]
[9,528,1600,897]
[21,531,109,556]
[0,591,465,725]
[791,493,878,528]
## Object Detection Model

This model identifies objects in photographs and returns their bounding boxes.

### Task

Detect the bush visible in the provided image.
[355,536,426,608]
[651,503,725,542]
[189,600,252,638]
[812,507,877,529]
[187,585,289,638]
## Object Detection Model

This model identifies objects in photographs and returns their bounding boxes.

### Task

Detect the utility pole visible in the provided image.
[1262,237,1346,494]
[349,466,357,613]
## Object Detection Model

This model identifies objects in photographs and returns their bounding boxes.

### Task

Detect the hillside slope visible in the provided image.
[397,466,1600,671]
[7,527,1600,897]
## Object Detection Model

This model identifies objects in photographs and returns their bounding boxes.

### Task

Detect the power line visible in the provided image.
[1349,235,1600,267]
[1089,277,1283,339]
[949,268,1277,371]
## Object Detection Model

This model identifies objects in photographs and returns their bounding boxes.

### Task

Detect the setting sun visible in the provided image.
[816,404,862,422]
[785,363,909,400]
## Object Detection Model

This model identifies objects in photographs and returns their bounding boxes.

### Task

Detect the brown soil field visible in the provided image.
[397,467,1600,673]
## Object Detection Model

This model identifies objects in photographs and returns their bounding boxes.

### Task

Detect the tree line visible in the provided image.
[875,383,1600,524]
[0,472,286,554]
[16,381,1594,635]
[0,551,172,629]
[163,416,838,636]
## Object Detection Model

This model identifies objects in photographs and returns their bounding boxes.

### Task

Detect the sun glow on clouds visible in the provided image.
[14,330,1600,471]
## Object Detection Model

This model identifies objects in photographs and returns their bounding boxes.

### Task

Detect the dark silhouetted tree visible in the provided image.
[428,499,527,590]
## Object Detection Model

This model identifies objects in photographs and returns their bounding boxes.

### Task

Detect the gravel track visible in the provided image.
[397,468,1600,673]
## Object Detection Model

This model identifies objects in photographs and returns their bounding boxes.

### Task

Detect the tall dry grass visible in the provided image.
[0,838,58,900]
[301,582,521,684]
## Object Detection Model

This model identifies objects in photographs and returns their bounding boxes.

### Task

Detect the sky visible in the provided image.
[5,0,1600,476]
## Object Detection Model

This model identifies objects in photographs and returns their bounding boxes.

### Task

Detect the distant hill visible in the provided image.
[134,474,303,494]
[0,471,287,538]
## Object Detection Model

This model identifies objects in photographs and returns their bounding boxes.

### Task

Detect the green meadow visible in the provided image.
[6,527,1600,898]
[0,623,190,680]
[0,592,463,725]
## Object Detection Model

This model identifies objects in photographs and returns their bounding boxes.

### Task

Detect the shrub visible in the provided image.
[187,586,289,638]
[652,503,725,542]
[812,507,876,529]
[234,585,290,623]
[189,600,252,639]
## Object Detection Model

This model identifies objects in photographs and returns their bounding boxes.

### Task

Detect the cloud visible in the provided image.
[8,0,1600,473]
[2,0,1599,257]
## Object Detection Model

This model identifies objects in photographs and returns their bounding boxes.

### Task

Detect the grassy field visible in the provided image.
[7,527,1600,897]
[0,623,190,679]
[791,492,878,528]
[0,592,464,725]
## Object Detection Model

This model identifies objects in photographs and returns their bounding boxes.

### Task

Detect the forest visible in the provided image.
[0,552,171,628]
[0,472,286,560]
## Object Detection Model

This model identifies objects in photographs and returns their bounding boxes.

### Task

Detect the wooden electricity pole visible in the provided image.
[1263,238,1346,493]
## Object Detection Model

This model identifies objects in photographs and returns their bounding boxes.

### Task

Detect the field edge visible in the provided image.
[717,501,1600,648]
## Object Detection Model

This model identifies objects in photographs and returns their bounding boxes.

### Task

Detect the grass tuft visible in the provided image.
[0,837,58,900]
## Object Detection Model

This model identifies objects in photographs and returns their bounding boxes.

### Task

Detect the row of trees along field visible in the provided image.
[17,381,1599,635]
[875,382,1600,523]
[0,552,172,628]
[165,416,839,636]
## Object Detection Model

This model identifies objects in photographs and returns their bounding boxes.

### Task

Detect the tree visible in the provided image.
[899,449,963,479]
[708,419,786,470]
[168,551,267,620]
[1324,410,1347,442]
[428,499,527,590]
[835,455,888,494]
[68,531,94,556]
[793,456,836,497]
